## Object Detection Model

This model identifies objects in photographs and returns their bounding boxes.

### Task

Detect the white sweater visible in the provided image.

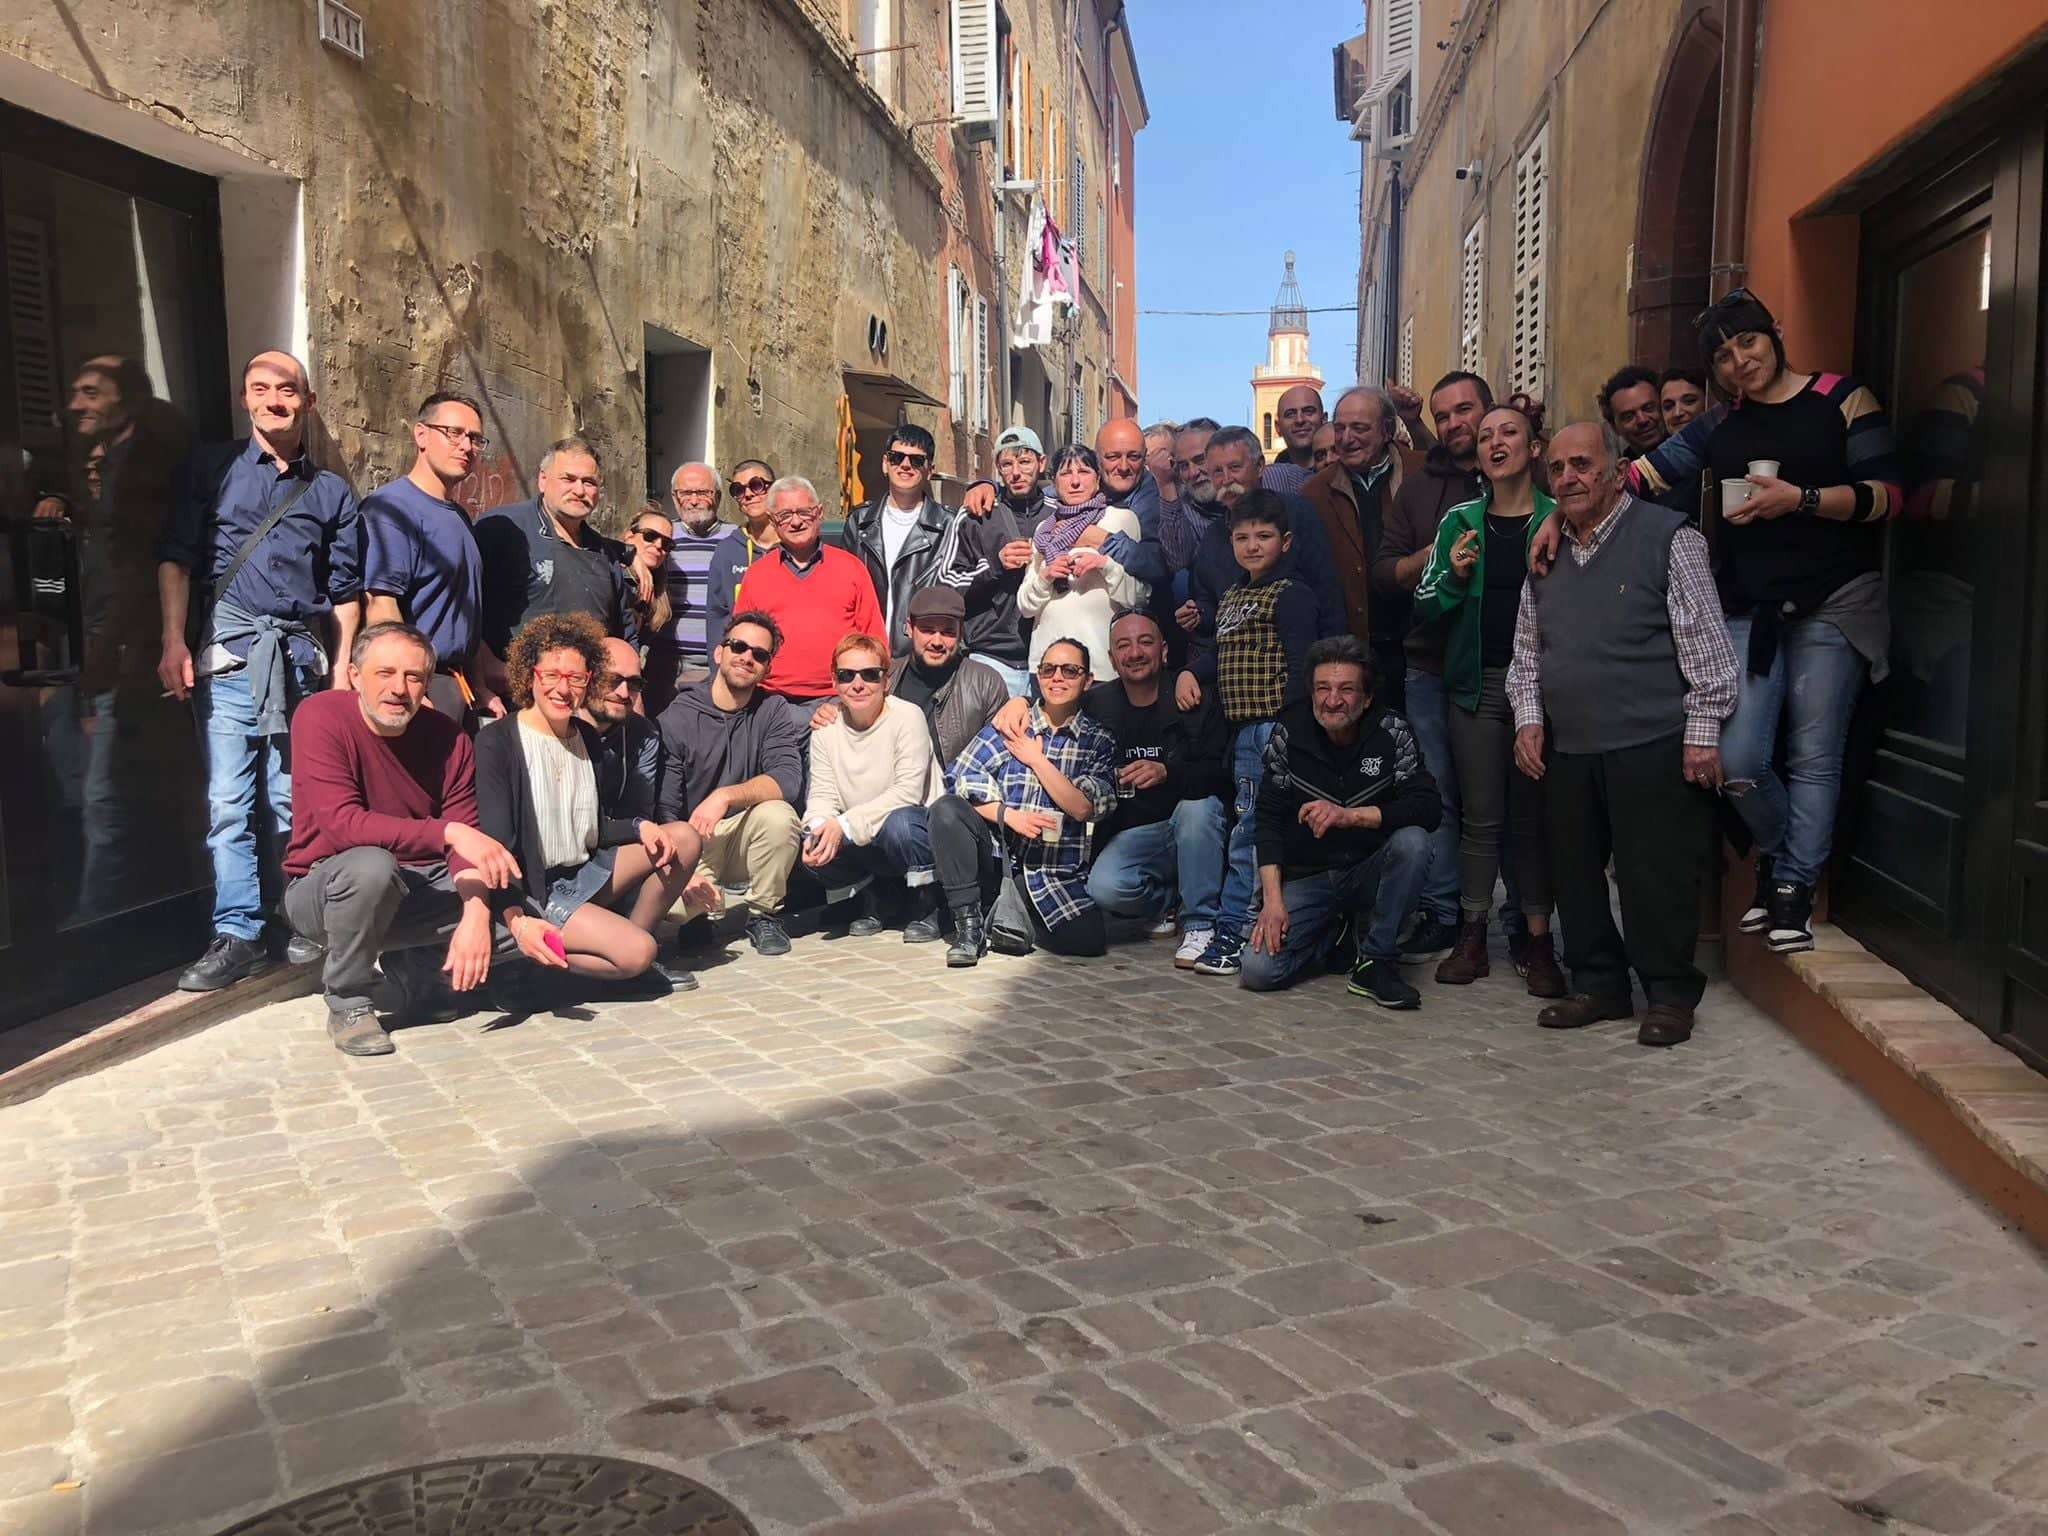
[804,696,945,845]
[1016,505,1149,680]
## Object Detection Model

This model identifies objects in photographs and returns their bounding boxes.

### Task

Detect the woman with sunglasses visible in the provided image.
[474,612,701,999]
[703,458,778,651]
[1016,444,1148,684]
[622,502,676,646]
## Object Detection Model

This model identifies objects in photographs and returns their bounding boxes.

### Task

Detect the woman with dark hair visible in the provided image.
[1016,444,1147,683]
[1412,399,1566,997]
[474,611,701,992]
[1627,289,1904,954]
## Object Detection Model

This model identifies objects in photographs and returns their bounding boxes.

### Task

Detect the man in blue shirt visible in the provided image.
[156,350,362,991]
[362,391,492,721]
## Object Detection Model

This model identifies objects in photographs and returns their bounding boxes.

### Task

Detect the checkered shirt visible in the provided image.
[951,705,1119,928]
[1215,577,1297,725]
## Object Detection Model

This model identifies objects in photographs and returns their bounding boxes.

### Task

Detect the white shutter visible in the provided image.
[1362,0,1418,148]
[1375,0,1418,77]
[1459,219,1485,374]
[951,0,999,142]
[947,266,966,418]
[1510,125,1549,397]
[972,292,990,431]
[1072,154,1087,274]
[1400,315,1415,389]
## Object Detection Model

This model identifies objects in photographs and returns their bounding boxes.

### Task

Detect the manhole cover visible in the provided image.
[216,1455,758,1535]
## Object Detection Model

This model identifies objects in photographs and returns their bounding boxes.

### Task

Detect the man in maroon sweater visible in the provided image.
[282,622,521,1056]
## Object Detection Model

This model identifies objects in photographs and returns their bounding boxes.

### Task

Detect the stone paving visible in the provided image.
[2,929,2045,1536]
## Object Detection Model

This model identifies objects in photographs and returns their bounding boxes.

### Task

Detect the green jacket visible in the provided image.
[1411,487,1555,713]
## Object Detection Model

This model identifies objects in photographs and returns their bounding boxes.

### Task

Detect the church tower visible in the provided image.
[1251,251,1324,460]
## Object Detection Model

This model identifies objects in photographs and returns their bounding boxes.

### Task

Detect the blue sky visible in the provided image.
[1128,0,1366,427]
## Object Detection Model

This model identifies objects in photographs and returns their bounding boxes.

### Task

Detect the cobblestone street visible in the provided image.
[3,934,2045,1536]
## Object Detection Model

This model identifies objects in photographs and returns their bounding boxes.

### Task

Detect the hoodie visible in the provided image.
[654,678,807,818]
[1254,699,1442,882]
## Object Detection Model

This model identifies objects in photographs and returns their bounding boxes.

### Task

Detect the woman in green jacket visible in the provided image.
[1411,401,1564,996]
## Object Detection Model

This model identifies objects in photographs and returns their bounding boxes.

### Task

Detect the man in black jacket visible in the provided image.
[1082,612,1229,967]
[1241,636,1439,1006]
[941,425,1041,695]
[837,424,958,655]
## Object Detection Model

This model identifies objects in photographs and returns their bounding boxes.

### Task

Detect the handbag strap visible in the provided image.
[201,473,315,631]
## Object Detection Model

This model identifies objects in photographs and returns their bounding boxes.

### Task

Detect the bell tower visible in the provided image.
[1251,251,1324,460]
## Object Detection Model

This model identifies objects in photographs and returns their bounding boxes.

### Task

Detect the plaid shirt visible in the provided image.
[1261,460,1313,496]
[1506,494,1738,750]
[951,705,1118,927]
[1215,577,1296,724]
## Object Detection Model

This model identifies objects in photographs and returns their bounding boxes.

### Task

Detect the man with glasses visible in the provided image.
[363,392,493,722]
[656,611,807,956]
[734,475,883,702]
[838,426,958,652]
[705,459,778,648]
[1261,386,1326,495]
[648,463,733,712]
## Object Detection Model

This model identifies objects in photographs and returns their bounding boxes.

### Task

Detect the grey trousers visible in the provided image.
[1446,667,1553,919]
[284,848,465,1012]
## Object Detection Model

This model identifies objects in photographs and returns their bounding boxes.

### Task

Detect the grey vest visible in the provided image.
[1528,498,1688,754]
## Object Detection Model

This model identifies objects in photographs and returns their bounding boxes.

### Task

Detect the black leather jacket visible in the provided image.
[838,494,963,652]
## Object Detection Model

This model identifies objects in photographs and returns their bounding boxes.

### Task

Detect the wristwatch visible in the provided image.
[1797,484,1821,517]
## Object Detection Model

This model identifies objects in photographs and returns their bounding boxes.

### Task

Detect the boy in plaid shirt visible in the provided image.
[1190,490,1320,977]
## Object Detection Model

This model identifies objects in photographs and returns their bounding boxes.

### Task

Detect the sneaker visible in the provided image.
[1739,858,1775,934]
[327,1004,394,1057]
[1434,918,1490,985]
[746,912,792,956]
[178,934,274,992]
[1174,926,1214,969]
[1347,957,1420,1009]
[1147,908,1180,939]
[1398,913,1457,966]
[1765,881,1815,955]
[1191,931,1244,977]
[651,957,701,991]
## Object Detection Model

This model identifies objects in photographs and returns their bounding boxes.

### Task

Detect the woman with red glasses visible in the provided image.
[474,612,701,1001]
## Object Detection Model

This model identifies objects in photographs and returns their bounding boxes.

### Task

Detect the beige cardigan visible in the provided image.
[803,696,945,845]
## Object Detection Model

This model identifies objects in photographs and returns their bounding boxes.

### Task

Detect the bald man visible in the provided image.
[1262,385,1325,495]
[648,461,734,713]
[157,349,363,991]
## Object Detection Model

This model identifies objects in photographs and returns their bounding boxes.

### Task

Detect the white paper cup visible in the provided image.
[1039,823,1061,843]
[1747,459,1780,479]
[1720,478,1756,516]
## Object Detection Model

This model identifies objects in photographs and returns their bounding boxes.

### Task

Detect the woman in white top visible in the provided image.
[1016,444,1148,684]
[475,612,700,990]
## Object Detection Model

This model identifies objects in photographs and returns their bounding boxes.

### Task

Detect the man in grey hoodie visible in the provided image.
[655,610,807,956]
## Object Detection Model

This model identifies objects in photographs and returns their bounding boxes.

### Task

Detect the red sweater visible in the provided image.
[735,544,885,699]
[283,690,480,877]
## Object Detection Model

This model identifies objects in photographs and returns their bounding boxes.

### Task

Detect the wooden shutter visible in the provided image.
[947,266,966,418]
[1459,219,1485,374]
[951,0,999,142]
[972,292,990,432]
[1510,125,1549,397]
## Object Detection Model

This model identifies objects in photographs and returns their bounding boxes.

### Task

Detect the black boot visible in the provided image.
[903,885,943,944]
[847,886,883,937]
[946,902,988,968]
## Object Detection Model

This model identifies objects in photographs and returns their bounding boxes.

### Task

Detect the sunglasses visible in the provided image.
[729,476,771,497]
[1036,662,1087,681]
[833,666,885,684]
[632,528,674,549]
[884,450,929,468]
[723,639,775,664]
[1692,286,1759,329]
[603,673,645,693]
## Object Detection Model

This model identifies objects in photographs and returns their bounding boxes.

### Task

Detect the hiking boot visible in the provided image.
[902,887,943,944]
[1507,925,1532,976]
[746,912,792,956]
[1348,957,1420,1009]
[1434,919,1490,985]
[327,1004,394,1057]
[1637,1004,1696,1047]
[1520,933,1568,999]
[946,903,988,967]
[1738,857,1775,934]
[1537,992,1635,1030]
[1191,931,1244,977]
[1765,881,1815,955]
[178,934,274,992]
[1399,913,1457,965]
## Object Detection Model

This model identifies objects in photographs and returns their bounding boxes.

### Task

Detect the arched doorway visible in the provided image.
[1631,3,1723,366]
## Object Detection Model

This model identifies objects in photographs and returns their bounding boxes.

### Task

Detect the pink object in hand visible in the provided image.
[543,931,566,960]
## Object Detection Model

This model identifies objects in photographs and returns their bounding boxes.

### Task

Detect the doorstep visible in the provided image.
[1723,865,2048,1249]
[0,962,319,1107]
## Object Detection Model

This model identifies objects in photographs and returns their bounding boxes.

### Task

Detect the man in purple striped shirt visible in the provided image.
[647,462,734,716]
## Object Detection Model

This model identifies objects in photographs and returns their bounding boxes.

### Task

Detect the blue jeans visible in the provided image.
[1720,615,1866,886]
[195,664,319,941]
[1218,720,1276,939]
[812,805,937,897]
[971,655,1032,699]
[1240,825,1432,992]
[1086,796,1228,927]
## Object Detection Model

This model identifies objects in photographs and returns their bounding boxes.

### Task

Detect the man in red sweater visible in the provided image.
[735,475,884,700]
[282,622,522,1056]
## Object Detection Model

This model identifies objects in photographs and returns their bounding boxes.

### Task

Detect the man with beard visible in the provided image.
[281,622,521,1056]
[1600,365,1669,456]
[647,460,734,713]
[1261,385,1326,495]
[1159,418,1221,580]
[941,425,1042,695]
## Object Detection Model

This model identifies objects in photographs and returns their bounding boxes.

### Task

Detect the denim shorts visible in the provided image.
[542,847,616,927]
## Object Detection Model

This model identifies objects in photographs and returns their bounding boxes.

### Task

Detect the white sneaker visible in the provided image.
[1148,910,1180,938]
[1175,927,1214,969]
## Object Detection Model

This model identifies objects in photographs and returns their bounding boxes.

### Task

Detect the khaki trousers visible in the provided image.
[696,801,801,914]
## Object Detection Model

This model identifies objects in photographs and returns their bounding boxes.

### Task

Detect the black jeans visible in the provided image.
[927,793,1105,955]
[284,849,466,1012]
[1544,733,1711,1010]
[1447,668,1552,919]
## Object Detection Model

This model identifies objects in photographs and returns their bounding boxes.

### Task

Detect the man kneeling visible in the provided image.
[1242,636,1440,1006]
[283,623,522,1056]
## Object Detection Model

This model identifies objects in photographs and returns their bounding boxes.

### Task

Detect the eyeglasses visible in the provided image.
[602,673,645,693]
[884,450,929,468]
[632,528,674,550]
[534,669,590,689]
[1692,286,1758,328]
[723,639,775,664]
[729,476,771,497]
[833,666,885,684]
[422,421,491,451]
[1037,662,1087,681]
[771,505,821,524]
[672,486,718,501]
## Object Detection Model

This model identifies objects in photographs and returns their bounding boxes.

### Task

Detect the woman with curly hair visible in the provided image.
[1411,396,1565,997]
[474,611,701,994]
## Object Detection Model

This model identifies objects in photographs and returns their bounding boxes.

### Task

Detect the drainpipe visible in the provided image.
[1710,0,1758,293]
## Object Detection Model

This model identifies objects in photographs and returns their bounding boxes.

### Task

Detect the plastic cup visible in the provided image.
[1039,822,1061,843]
[1747,459,1780,479]
[1719,478,1756,516]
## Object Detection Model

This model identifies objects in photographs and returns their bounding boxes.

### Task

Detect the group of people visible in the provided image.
[53,280,1897,1057]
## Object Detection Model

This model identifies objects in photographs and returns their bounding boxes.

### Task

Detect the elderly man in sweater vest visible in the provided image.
[1507,423,1738,1047]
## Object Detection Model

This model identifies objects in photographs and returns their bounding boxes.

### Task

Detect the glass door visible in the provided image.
[0,106,229,1028]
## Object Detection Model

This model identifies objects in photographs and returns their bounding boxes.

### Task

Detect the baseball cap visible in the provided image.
[994,426,1043,455]
[906,586,966,622]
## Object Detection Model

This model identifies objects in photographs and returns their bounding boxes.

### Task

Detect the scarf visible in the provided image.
[1032,488,1110,563]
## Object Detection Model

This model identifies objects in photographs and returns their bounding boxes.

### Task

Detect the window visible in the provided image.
[1400,315,1415,388]
[1073,153,1087,273]
[972,292,990,431]
[852,0,899,108]
[1359,0,1417,150]
[1510,125,1549,397]
[947,265,967,417]
[1460,219,1485,374]
[950,0,999,143]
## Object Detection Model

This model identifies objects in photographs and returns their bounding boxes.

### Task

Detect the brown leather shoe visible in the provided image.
[1520,932,1568,999]
[1536,992,1634,1030]
[1434,918,1490,985]
[1637,1004,1695,1047]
